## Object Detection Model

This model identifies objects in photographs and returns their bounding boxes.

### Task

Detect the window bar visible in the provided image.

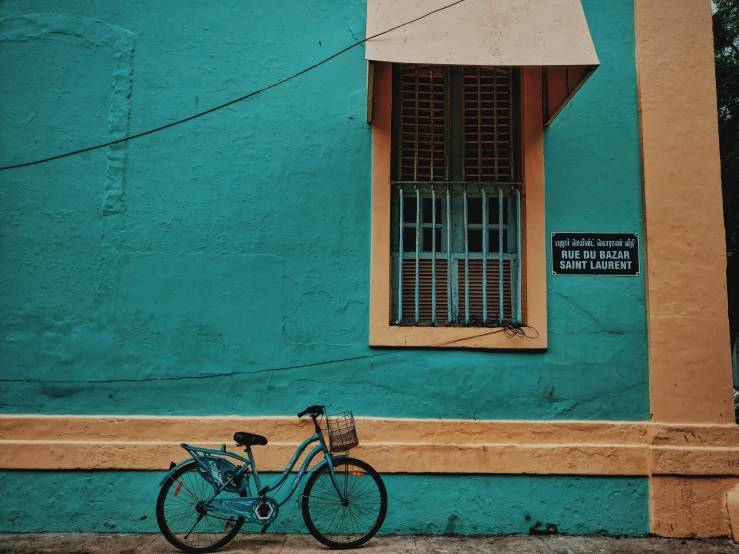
[477,67,482,181]
[431,186,437,324]
[430,68,437,324]
[463,185,470,324]
[493,69,500,181]
[396,67,403,181]
[391,181,522,187]
[460,68,466,183]
[430,68,436,182]
[413,67,419,181]
[445,67,452,183]
[415,186,421,324]
[498,187,504,321]
[446,184,452,323]
[509,69,516,181]
[398,188,404,322]
[516,188,522,323]
[481,187,488,323]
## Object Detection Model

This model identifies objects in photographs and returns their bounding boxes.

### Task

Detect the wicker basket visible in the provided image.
[326,411,359,451]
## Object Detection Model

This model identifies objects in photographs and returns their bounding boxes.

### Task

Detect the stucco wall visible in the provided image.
[1,471,649,535]
[0,0,648,421]
[0,0,652,536]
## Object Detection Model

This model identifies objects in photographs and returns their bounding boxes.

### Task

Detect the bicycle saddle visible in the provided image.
[234,431,268,446]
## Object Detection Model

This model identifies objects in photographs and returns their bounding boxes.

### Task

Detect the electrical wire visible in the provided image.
[0,0,540,387]
[0,323,539,384]
[0,0,467,171]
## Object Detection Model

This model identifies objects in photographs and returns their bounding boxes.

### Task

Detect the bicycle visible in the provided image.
[155,405,388,553]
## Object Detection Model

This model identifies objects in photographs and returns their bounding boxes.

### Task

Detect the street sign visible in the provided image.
[551,233,640,276]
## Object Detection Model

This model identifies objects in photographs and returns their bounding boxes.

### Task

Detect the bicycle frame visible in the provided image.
[162,423,348,525]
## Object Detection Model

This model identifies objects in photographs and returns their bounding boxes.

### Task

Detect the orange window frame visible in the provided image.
[369,62,548,349]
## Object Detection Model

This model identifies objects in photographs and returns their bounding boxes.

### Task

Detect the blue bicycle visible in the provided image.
[156,405,387,552]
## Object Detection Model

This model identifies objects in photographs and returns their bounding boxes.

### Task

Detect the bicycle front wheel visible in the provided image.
[301,457,387,549]
[156,461,245,553]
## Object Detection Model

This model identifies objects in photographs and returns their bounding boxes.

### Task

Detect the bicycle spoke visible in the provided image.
[304,459,385,546]
[304,493,344,504]
[158,463,245,552]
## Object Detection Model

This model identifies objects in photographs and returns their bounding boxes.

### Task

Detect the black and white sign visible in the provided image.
[551,233,640,276]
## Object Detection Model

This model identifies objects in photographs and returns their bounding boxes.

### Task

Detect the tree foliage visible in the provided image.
[714,0,739,346]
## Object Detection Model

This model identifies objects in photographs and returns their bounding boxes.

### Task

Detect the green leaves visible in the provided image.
[714,0,739,345]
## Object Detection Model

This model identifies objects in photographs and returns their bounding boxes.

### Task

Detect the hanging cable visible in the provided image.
[0,0,541,388]
[0,0,467,171]
[0,323,539,384]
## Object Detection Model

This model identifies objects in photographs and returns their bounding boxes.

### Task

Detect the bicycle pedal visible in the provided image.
[261,523,271,534]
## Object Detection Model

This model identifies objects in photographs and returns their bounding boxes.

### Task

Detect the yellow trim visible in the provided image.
[368,63,547,349]
[635,0,733,423]
[2,415,737,475]
[0,415,648,444]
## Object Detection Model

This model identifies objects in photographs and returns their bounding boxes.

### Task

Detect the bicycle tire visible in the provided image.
[156,461,245,553]
[301,457,387,549]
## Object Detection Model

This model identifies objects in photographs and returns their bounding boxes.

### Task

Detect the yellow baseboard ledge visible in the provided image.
[0,440,648,474]
[0,415,737,476]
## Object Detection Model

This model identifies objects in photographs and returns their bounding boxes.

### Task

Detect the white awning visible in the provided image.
[365,0,599,124]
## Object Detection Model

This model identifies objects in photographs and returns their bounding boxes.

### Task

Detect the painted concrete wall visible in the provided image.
[0,0,647,421]
[0,0,650,536]
[1,471,649,535]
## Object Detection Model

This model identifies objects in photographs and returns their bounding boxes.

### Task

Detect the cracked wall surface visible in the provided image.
[0,0,648,421]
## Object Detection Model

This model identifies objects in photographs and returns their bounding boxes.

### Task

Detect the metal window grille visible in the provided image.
[391,65,522,327]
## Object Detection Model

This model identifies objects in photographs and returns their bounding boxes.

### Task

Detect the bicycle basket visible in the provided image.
[326,411,359,451]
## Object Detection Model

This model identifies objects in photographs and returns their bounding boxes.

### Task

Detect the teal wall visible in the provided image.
[0,0,648,420]
[0,0,648,535]
[0,471,649,535]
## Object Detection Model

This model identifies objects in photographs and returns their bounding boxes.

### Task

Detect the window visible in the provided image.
[390,64,522,327]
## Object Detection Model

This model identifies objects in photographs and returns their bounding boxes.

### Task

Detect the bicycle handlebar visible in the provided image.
[298,405,324,418]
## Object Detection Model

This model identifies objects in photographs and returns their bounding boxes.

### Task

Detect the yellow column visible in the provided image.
[635,0,733,424]
[636,0,737,538]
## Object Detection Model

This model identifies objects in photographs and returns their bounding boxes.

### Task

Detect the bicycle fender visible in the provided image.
[158,458,197,487]
[295,455,348,508]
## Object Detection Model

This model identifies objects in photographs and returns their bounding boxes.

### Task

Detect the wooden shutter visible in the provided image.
[398,65,445,182]
[400,258,449,323]
[463,67,514,182]
[457,259,514,321]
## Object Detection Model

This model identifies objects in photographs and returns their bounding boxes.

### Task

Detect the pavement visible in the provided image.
[0,534,738,554]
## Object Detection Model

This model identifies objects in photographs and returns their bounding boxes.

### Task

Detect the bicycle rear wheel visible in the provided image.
[301,457,387,549]
[156,461,245,553]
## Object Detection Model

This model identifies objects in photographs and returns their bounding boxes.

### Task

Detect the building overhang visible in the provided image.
[364,0,599,125]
